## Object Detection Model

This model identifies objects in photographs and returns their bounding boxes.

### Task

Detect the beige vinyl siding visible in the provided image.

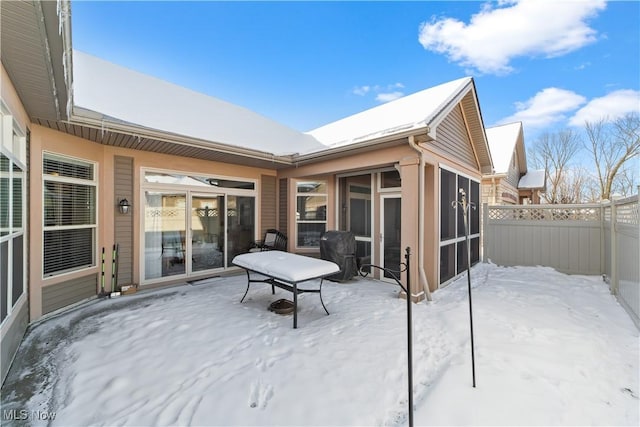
[114,156,134,286]
[278,178,288,234]
[41,274,97,314]
[505,153,521,187]
[260,175,277,236]
[430,105,477,170]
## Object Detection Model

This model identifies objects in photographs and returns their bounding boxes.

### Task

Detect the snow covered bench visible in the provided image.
[232,251,340,328]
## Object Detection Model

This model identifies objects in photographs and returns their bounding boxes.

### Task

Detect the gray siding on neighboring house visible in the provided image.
[260,175,277,236]
[278,178,288,236]
[1,299,28,384]
[114,156,134,286]
[41,274,97,315]
[431,105,477,170]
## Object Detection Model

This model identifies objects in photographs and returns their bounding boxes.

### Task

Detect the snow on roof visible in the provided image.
[519,169,546,189]
[485,122,522,174]
[71,51,325,156]
[306,77,472,147]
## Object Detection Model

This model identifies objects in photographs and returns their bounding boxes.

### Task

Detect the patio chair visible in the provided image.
[249,229,288,252]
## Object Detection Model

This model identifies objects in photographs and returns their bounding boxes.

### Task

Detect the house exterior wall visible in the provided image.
[1,64,30,384]
[278,113,484,298]
[27,124,277,321]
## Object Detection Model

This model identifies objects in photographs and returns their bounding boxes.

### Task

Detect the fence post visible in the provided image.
[610,199,618,295]
[482,203,489,262]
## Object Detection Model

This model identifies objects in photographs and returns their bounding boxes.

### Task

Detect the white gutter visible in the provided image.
[408,135,433,302]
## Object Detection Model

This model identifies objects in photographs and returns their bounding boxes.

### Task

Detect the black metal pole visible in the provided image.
[405,247,414,427]
[359,249,414,427]
[459,189,477,388]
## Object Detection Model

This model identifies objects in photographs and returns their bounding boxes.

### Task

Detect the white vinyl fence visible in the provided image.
[483,195,639,328]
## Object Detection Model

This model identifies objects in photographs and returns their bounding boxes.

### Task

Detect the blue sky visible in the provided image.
[71,0,639,140]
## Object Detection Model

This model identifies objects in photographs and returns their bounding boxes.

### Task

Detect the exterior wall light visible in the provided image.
[118,198,131,214]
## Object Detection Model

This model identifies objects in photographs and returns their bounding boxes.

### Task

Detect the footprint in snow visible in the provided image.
[248,380,274,409]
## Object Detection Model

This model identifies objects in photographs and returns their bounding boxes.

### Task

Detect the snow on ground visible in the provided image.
[3,264,638,426]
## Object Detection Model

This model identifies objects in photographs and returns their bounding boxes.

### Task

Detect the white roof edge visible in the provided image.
[71,50,326,156]
[486,121,523,174]
[306,77,473,147]
[518,169,546,189]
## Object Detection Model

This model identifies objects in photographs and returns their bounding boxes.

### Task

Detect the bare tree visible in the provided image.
[529,129,582,204]
[584,112,640,200]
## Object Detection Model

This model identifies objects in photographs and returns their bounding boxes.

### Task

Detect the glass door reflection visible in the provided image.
[191,195,225,272]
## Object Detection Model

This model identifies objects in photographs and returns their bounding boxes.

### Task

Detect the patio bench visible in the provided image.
[232,251,340,328]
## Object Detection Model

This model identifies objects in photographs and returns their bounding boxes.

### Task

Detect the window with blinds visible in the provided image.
[43,153,97,276]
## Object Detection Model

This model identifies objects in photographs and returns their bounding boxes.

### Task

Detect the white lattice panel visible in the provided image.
[616,202,639,225]
[488,206,601,222]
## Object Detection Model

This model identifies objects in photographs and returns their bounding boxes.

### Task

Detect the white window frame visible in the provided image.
[0,107,27,326]
[42,152,98,278]
[295,180,327,249]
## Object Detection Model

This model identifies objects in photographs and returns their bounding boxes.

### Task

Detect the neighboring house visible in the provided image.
[482,122,545,205]
[0,1,494,382]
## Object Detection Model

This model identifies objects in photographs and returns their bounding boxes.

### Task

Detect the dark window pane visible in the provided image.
[470,181,480,235]
[227,196,255,262]
[12,167,23,229]
[440,169,456,241]
[1,154,8,236]
[381,170,401,188]
[350,198,371,237]
[297,223,325,247]
[440,244,456,284]
[457,176,469,238]
[457,240,469,274]
[356,240,372,274]
[12,235,23,305]
[471,237,480,265]
[1,241,7,322]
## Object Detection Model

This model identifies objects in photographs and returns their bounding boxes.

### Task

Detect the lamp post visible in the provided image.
[452,188,477,388]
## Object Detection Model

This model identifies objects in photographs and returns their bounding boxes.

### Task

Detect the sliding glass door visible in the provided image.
[142,171,256,284]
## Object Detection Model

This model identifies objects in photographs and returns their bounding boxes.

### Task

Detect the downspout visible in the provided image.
[408,135,433,302]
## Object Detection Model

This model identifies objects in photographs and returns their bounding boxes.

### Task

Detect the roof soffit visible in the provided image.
[0,1,68,122]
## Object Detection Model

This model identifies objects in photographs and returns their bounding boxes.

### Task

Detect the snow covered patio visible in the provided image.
[1,264,638,426]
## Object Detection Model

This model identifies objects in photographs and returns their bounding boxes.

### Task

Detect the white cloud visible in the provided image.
[499,87,586,128]
[569,89,640,126]
[418,0,606,74]
[352,85,371,96]
[352,83,406,103]
[376,91,404,103]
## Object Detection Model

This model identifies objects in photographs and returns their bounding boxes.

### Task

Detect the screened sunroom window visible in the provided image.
[439,168,480,284]
[43,153,97,276]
